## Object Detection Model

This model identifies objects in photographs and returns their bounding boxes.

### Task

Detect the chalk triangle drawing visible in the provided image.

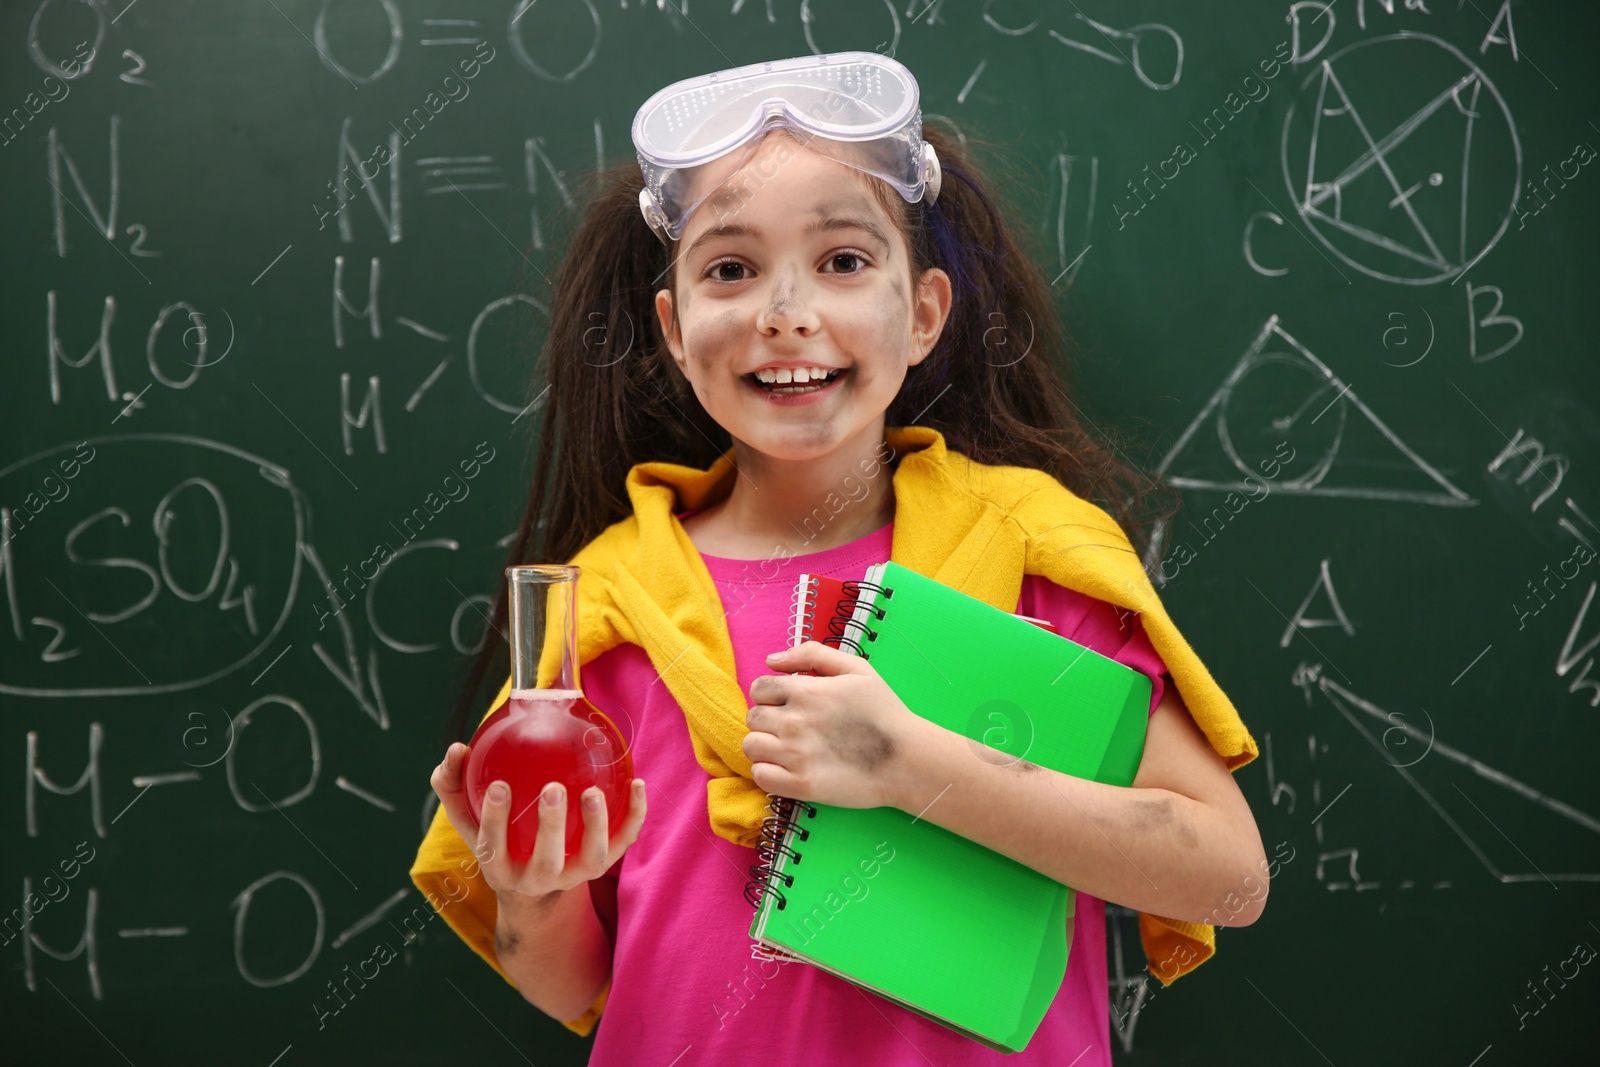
[1306,665,1600,884]
[1301,62,1477,273]
[1155,316,1476,507]
[1280,33,1521,286]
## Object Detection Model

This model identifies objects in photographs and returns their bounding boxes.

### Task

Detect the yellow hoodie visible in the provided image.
[410,423,1258,1034]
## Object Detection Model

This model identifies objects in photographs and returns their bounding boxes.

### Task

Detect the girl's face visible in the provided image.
[654,134,951,462]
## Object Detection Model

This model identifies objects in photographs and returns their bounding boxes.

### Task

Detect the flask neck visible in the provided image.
[508,570,580,692]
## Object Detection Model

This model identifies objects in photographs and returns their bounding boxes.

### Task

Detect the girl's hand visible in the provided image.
[429,743,647,902]
[744,640,924,809]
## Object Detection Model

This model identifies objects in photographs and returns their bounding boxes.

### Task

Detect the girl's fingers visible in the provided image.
[524,781,568,889]
[609,779,648,858]
[436,743,467,788]
[577,786,610,874]
[474,779,514,887]
[438,771,644,894]
[430,744,479,845]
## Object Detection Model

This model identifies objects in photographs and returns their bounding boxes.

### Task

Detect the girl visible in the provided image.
[414,52,1265,1066]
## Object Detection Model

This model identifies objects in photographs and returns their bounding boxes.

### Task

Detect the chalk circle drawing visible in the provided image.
[27,0,106,79]
[509,0,601,83]
[470,293,549,415]
[231,870,325,988]
[1155,316,1477,507]
[314,0,403,86]
[1281,33,1521,286]
[0,436,305,697]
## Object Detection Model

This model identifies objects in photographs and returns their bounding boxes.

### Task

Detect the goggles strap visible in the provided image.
[635,142,943,246]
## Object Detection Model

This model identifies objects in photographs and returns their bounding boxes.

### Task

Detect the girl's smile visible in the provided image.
[741,364,850,405]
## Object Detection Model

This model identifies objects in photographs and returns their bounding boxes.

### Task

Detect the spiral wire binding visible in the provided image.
[743,576,896,915]
[783,577,812,649]
[742,793,818,911]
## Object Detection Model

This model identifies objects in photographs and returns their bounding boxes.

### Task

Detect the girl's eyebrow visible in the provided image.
[804,214,890,254]
[683,214,891,263]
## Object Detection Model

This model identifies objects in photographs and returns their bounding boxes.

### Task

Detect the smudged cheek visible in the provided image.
[843,277,910,346]
[683,308,749,393]
[835,303,914,390]
[678,307,745,377]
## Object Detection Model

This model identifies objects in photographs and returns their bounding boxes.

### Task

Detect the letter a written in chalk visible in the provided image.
[1280,558,1356,648]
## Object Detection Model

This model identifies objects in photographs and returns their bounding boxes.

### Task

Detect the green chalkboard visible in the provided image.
[3,1,1596,1064]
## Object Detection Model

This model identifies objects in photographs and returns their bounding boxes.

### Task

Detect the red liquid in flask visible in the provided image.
[464,688,633,864]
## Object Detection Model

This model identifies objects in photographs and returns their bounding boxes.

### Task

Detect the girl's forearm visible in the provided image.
[494,883,613,1021]
[886,718,1267,925]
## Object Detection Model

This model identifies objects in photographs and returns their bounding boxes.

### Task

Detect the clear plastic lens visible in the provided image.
[632,51,932,241]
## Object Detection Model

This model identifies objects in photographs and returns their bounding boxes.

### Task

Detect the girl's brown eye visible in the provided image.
[712,262,746,282]
[829,253,864,273]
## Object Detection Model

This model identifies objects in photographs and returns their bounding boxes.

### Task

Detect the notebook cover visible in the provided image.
[748,562,1151,1051]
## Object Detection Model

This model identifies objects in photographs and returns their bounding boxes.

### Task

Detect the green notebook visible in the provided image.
[746,560,1151,1052]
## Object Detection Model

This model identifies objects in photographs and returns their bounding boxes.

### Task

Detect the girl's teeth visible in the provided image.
[752,367,842,395]
[756,367,836,385]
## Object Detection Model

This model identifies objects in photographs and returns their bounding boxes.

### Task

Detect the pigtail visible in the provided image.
[446,164,728,742]
[887,124,1180,565]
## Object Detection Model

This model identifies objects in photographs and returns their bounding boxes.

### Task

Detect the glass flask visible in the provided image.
[463,565,634,863]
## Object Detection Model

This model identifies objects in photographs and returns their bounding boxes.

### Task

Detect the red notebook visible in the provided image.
[788,572,1055,673]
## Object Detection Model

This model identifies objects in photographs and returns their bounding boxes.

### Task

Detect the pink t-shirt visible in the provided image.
[577,516,1170,1066]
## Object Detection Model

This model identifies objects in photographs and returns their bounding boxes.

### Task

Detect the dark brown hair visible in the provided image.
[446,123,1180,740]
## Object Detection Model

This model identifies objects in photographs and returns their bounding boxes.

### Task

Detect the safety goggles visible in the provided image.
[631,51,942,244]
